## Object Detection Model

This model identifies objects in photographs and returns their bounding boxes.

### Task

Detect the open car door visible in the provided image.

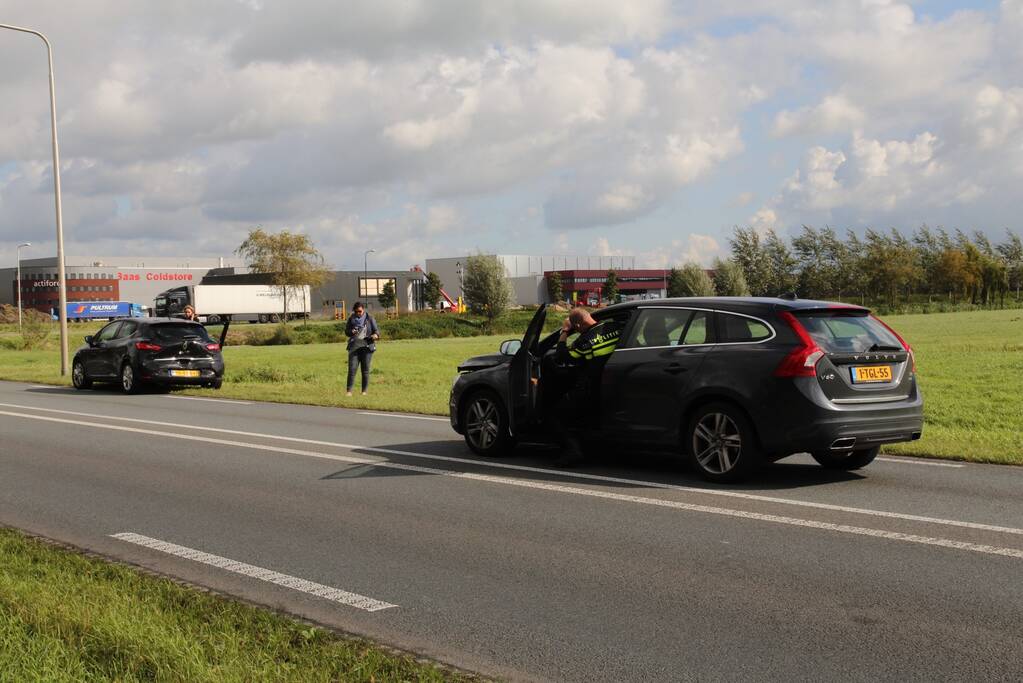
[508,305,547,434]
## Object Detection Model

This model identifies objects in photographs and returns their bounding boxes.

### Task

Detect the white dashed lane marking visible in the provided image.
[162,395,253,405]
[358,411,448,422]
[877,456,964,468]
[111,532,396,612]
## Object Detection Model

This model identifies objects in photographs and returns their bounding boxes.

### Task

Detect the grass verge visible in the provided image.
[1,310,1019,465]
[0,527,469,682]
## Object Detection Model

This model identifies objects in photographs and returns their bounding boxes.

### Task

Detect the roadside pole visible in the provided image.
[0,24,70,374]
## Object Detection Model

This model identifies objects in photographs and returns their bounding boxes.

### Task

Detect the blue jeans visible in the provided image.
[347,348,373,392]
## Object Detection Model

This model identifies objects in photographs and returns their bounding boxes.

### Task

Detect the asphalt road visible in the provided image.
[1,379,1021,681]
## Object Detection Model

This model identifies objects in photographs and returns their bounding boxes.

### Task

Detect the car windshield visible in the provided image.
[151,323,211,343]
[794,311,903,354]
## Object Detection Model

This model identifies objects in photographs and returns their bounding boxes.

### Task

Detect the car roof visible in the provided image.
[137,317,205,324]
[595,297,868,316]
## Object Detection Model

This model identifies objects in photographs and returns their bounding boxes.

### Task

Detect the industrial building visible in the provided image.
[424,254,639,306]
[2,255,425,318]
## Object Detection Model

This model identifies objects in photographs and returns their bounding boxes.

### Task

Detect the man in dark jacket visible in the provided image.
[345,302,380,396]
[551,308,624,466]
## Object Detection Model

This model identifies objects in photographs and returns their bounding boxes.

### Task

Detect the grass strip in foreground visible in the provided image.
[0,528,471,682]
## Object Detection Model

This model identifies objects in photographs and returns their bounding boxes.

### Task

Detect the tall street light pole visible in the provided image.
[363,249,375,302]
[17,242,32,330]
[1,23,69,375]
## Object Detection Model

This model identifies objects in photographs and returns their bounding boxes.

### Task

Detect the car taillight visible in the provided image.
[135,341,162,351]
[870,314,916,373]
[775,311,824,378]
[205,343,221,352]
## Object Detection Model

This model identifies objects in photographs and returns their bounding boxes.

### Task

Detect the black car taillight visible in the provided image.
[205,343,220,352]
[775,312,824,378]
[135,341,162,351]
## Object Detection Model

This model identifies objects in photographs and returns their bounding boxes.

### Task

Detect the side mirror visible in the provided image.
[84,335,93,345]
[499,339,522,356]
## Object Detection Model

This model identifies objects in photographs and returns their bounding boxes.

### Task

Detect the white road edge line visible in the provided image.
[0,401,1015,538]
[358,411,448,422]
[162,396,253,405]
[2,409,1022,561]
[877,457,964,468]
[110,532,396,612]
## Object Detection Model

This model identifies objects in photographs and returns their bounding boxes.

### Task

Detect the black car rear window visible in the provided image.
[795,311,903,353]
[150,323,211,342]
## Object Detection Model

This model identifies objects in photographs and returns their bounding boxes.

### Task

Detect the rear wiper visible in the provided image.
[868,343,903,352]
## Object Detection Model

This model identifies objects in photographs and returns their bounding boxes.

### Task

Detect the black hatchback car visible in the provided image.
[72,318,226,394]
[449,298,923,481]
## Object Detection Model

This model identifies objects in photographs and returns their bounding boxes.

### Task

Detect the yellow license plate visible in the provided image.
[851,365,892,383]
[171,369,200,378]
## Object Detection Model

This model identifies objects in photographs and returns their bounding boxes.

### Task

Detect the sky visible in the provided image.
[0,0,1020,271]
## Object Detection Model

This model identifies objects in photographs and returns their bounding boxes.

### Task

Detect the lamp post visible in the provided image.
[17,242,32,330]
[1,23,69,375]
[363,249,375,302]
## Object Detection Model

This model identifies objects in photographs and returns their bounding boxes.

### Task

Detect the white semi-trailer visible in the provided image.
[154,284,311,323]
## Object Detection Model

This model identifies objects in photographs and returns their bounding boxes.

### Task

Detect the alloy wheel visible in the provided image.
[72,362,85,388]
[692,412,742,474]
[121,364,135,393]
[466,397,500,451]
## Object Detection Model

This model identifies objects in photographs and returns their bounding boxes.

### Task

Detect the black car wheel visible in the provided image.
[71,360,92,390]
[685,402,760,482]
[462,390,513,457]
[209,379,223,390]
[812,446,880,470]
[120,362,142,395]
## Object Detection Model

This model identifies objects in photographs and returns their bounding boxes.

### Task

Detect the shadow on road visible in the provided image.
[343,439,866,493]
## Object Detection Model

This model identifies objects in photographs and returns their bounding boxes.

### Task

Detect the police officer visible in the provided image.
[551,308,625,466]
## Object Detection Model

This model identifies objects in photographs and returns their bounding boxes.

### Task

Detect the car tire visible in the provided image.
[685,402,761,482]
[210,379,223,390]
[72,360,92,390]
[120,362,142,395]
[462,390,514,457]
[811,446,880,470]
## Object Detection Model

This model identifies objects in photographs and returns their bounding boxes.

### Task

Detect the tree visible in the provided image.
[763,229,798,295]
[235,228,331,323]
[423,271,443,309]
[463,254,514,327]
[996,231,1023,300]
[933,249,975,303]
[668,264,714,297]
[546,271,564,303]
[728,226,771,296]
[603,269,620,303]
[712,258,751,296]
[378,279,397,311]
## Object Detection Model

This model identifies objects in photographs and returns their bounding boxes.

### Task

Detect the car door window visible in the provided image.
[717,313,772,343]
[680,311,709,344]
[115,321,137,339]
[625,309,693,348]
[95,322,122,342]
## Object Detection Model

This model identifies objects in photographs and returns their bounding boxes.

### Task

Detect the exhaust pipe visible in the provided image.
[830,437,857,451]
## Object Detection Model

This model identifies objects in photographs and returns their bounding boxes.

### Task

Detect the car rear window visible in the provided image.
[150,323,211,342]
[794,311,903,353]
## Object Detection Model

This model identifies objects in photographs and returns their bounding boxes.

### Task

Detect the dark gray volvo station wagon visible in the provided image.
[450,298,923,481]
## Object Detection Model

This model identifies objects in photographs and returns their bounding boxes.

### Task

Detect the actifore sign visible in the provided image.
[117,272,194,281]
[32,280,60,288]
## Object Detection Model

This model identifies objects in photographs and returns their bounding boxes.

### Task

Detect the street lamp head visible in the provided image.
[18,242,32,248]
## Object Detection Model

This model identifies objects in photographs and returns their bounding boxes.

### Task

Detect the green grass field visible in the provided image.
[0,528,465,682]
[1,309,1020,464]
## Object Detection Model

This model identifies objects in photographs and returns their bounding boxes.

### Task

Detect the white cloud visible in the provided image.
[2,0,1022,269]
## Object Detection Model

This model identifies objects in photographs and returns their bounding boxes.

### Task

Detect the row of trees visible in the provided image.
[721,225,1022,305]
